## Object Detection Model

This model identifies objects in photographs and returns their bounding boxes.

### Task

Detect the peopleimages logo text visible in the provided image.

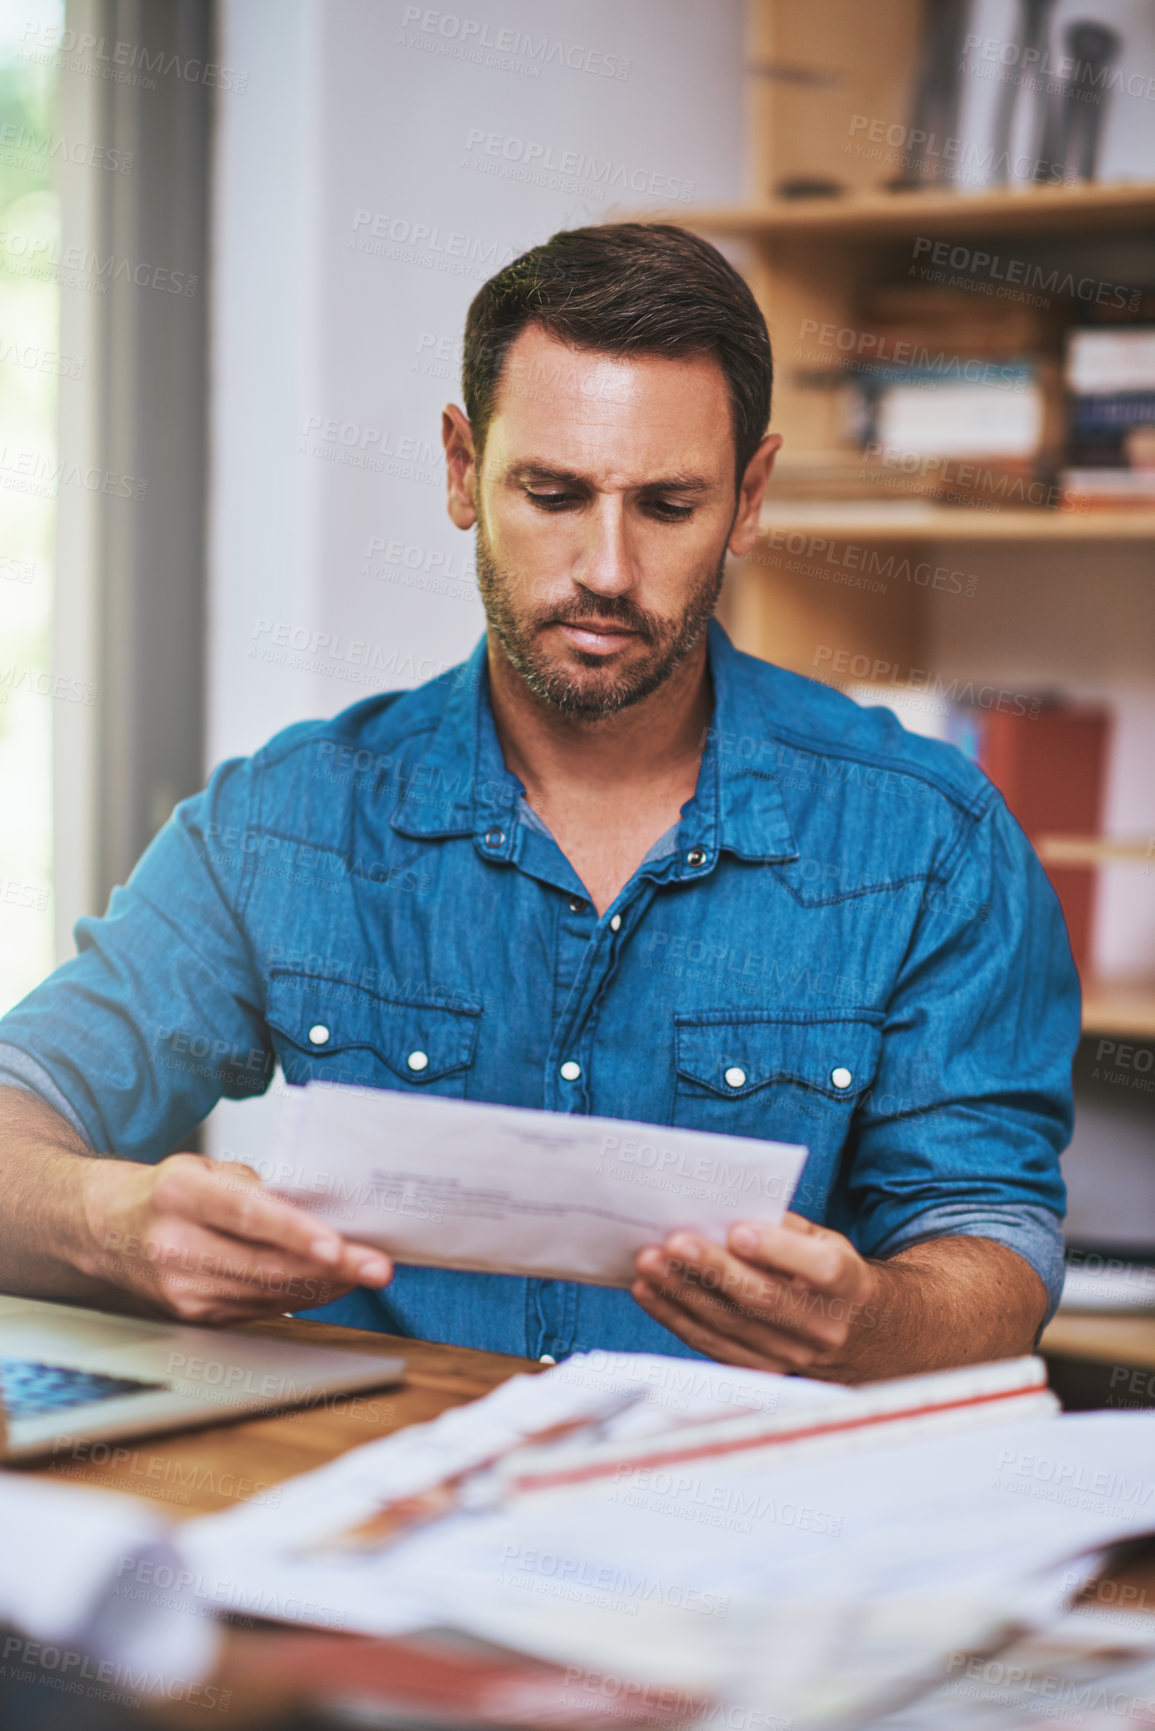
[912,238,1141,310]
[462,130,694,202]
[400,8,631,78]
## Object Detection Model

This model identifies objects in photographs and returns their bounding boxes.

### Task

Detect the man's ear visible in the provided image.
[728,433,782,559]
[442,404,478,530]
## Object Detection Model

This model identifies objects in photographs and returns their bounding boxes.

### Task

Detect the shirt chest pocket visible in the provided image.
[265,971,482,1099]
[672,1013,883,1153]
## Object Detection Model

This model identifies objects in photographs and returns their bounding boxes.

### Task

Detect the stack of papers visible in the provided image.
[182,1352,1155,1729]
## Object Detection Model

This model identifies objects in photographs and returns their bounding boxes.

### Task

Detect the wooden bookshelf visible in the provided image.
[656,6,1155,502]
[701,0,1155,1043]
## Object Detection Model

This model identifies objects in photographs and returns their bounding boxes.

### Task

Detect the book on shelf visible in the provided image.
[1060,468,1155,506]
[856,286,1066,359]
[1061,325,1155,504]
[1066,327,1155,396]
[775,295,1155,514]
[867,364,1045,460]
[763,455,1051,509]
[1066,393,1155,467]
[781,283,1064,507]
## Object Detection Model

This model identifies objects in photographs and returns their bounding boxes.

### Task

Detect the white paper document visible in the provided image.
[0,1477,219,1691]
[265,1082,807,1286]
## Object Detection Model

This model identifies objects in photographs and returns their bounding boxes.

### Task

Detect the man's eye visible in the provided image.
[646,500,695,521]
[526,491,578,510]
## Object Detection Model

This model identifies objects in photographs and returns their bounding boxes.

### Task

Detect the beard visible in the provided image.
[475,523,726,719]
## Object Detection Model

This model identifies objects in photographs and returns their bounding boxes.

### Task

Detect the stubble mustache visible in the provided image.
[520,587,660,645]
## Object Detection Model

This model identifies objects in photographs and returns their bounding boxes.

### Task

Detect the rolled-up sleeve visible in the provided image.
[844,789,1078,1324]
[0,756,273,1163]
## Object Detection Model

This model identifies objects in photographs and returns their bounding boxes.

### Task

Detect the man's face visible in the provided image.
[468,325,743,718]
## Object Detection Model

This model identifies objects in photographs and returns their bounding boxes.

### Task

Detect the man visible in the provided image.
[0,224,1077,1379]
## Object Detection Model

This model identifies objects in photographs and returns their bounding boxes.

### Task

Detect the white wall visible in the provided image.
[208,0,746,768]
[206,0,745,1161]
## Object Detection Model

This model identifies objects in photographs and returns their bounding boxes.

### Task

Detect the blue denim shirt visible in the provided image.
[0,622,1076,1354]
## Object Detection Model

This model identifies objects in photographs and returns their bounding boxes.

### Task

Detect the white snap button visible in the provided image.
[308,1025,330,1046]
[484,828,505,848]
[686,846,707,868]
[831,1066,853,1090]
[407,1050,429,1072]
[560,1060,581,1081]
[610,914,621,931]
[539,1353,557,1365]
[724,1066,747,1089]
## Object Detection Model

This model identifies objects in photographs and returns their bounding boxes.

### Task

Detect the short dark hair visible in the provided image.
[462,223,772,485]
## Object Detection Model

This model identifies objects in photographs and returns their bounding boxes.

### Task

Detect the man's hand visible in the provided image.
[632,1212,879,1378]
[0,1085,393,1325]
[75,1152,393,1326]
[632,1211,1048,1381]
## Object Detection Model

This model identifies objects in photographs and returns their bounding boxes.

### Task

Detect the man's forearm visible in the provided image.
[0,1087,120,1301]
[830,1235,1050,1382]
[0,1086,394,1323]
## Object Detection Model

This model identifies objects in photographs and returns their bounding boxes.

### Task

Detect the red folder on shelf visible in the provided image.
[969,707,1111,978]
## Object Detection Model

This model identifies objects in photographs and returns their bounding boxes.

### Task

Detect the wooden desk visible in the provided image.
[23,1315,539,1517]
[19,1307,1155,1527]
[23,1308,1155,1518]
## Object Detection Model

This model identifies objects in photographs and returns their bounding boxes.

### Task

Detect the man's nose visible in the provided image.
[575,497,633,596]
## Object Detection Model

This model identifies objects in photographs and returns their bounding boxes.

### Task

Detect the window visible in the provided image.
[0,1,62,1015]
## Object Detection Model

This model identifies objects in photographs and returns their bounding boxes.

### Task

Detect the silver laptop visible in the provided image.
[0,1295,404,1460]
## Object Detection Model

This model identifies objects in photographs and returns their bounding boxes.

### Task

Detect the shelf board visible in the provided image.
[1041,1312,1155,1370]
[1081,981,1155,1040]
[756,502,1155,542]
[676,179,1155,241]
[1038,836,1155,868]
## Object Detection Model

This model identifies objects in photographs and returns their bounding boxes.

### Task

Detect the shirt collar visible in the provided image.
[390,618,798,867]
[658,618,798,882]
[389,636,516,846]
